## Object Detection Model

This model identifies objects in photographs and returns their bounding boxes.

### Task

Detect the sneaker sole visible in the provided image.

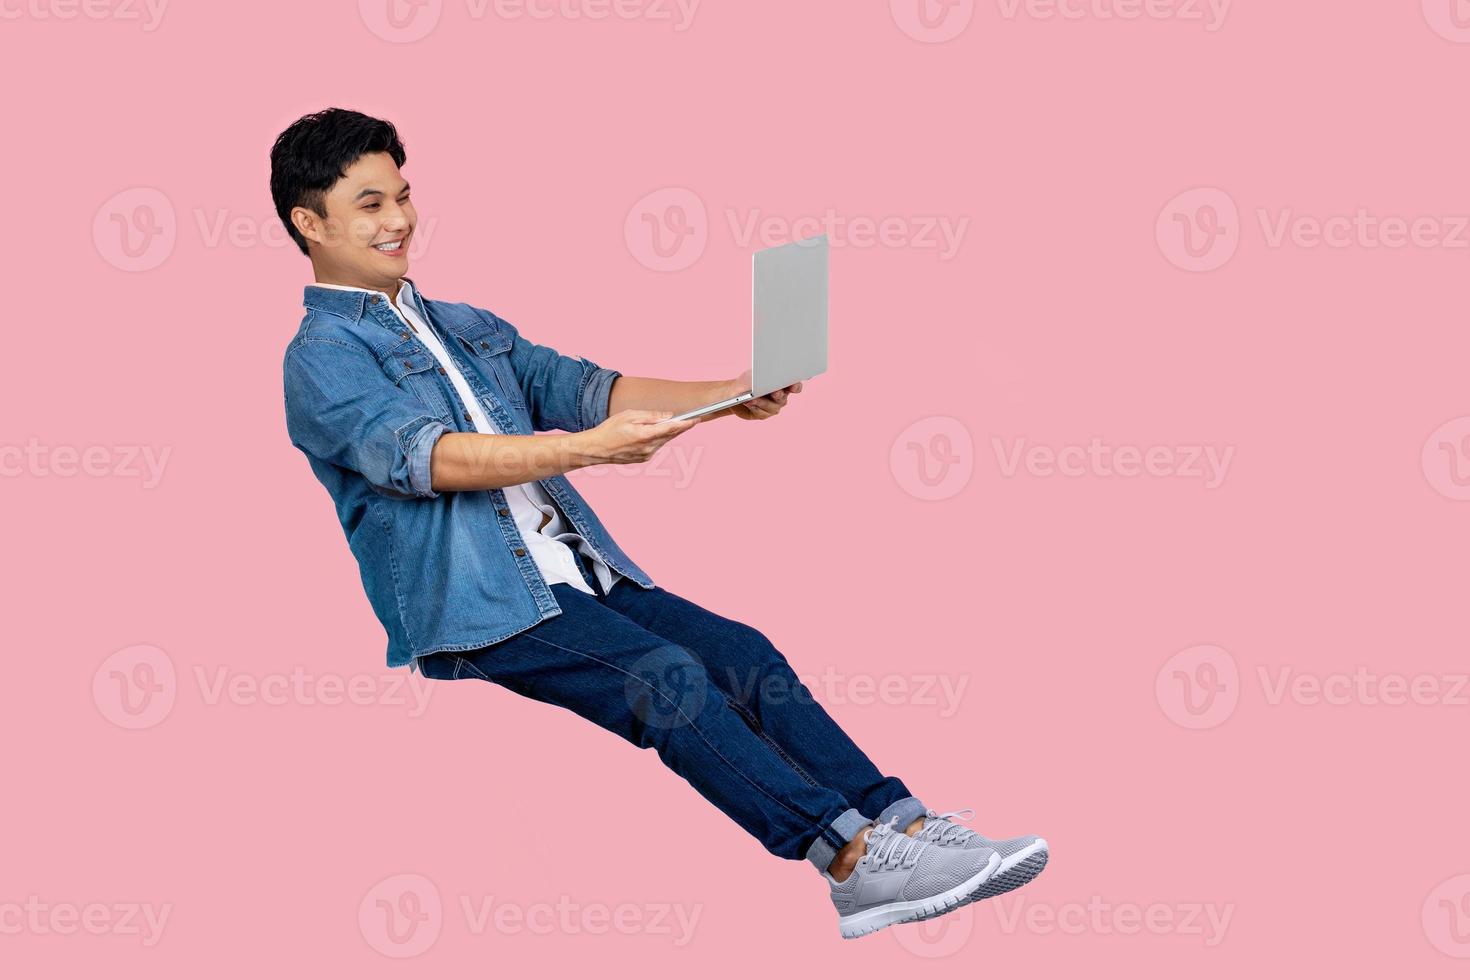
[838,850,1002,939]
[958,839,1049,906]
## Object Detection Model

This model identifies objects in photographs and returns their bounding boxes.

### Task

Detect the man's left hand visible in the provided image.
[729,369,802,421]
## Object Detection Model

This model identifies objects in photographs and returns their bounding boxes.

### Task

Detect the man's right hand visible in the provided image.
[573,409,700,466]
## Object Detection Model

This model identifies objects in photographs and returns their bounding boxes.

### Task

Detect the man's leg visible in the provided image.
[597,577,928,834]
[417,582,871,872]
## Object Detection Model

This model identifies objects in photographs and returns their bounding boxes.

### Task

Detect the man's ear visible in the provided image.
[290,206,324,250]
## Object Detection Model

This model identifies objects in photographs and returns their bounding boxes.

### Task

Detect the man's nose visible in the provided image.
[384,207,411,231]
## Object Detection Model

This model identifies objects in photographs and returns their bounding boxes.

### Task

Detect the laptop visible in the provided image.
[670,235,829,422]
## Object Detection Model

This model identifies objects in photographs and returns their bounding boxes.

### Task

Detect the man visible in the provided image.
[273,108,1047,938]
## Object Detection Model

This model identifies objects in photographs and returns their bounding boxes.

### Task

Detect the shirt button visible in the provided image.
[514,547,526,557]
[437,367,447,375]
[498,507,510,517]
[400,331,409,340]
[368,295,380,305]
[463,412,473,423]
[403,360,413,369]
[479,341,490,350]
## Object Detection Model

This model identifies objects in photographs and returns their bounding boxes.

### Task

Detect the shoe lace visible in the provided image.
[862,816,928,870]
[916,807,979,846]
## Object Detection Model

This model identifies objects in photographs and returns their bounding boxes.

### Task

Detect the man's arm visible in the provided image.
[429,410,697,491]
[608,376,745,420]
[284,337,450,500]
[429,431,591,491]
[498,313,626,432]
[494,311,796,426]
[609,373,803,422]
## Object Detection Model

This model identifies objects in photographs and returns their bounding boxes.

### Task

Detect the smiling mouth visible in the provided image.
[372,237,408,254]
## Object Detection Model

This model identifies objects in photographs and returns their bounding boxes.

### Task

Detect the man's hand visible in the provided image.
[572,409,700,465]
[728,368,803,421]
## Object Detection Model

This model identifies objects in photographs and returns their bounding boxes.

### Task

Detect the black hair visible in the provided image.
[269,108,407,256]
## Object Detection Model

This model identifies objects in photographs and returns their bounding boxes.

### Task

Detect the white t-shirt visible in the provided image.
[315,279,621,597]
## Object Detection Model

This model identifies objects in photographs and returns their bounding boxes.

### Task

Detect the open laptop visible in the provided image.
[670,235,829,422]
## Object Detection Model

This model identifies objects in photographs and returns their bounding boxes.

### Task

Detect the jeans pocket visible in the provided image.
[415,653,455,680]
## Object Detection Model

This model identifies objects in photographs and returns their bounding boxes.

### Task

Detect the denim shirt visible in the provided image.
[283,280,655,668]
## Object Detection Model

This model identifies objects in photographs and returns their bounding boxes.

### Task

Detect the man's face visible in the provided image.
[295,151,416,288]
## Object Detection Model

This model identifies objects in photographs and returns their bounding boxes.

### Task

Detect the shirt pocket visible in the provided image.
[450,312,529,415]
[376,341,455,424]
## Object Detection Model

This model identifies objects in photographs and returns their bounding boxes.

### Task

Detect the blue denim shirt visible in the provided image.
[283,280,655,668]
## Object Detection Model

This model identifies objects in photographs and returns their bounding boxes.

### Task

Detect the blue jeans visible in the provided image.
[416,548,927,871]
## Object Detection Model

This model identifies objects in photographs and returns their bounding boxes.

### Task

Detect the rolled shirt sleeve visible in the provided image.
[400,414,449,498]
[579,363,622,431]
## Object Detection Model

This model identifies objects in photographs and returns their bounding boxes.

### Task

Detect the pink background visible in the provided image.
[5,0,1470,972]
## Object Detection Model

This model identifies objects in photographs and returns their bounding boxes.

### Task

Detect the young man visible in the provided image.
[272,108,1047,939]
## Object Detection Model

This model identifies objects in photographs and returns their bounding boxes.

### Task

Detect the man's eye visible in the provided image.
[364,203,380,211]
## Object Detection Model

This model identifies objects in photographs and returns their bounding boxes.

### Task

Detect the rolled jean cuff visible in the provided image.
[876,796,927,831]
[804,807,871,873]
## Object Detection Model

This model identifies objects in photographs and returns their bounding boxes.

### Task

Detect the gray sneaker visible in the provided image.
[913,808,1049,903]
[823,816,1001,939]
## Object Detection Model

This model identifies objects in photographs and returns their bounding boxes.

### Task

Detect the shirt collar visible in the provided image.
[302,277,425,319]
